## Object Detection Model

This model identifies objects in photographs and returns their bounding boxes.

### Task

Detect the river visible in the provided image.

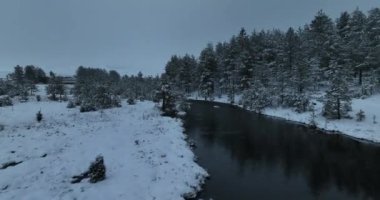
[184,101,380,200]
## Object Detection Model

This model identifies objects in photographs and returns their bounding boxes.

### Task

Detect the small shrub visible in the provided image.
[36,95,41,102]
[127,98,135,105]
[374,115,378,124]
[67,100,76,109]
[71,155,106,184]
[80,104,97,113]
[88,156,106,183]
[36,111,43,122]
[356,110,365,122]
[0,96,13,107]
[309,110,318,129]
[19,92,29,102]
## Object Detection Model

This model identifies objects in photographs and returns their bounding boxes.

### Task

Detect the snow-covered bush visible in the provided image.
[127,98,136,105]
[356,110,365,122]
[36,111,43,122]
[88,156,106,183]
[92,85,121,109]
[0,96,13,107]
[71,155,106,184]
[283,93,311,113]
[80,103,97,113]
[241,80,271,113]
[67,100,76,108]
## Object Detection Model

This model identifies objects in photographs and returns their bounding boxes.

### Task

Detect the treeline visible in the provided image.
[0,65,162,113]
[163,8,380,119]
[73,66,161,112]
[0,65,48,98]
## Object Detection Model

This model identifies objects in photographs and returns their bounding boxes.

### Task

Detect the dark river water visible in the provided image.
[184,101,380,200]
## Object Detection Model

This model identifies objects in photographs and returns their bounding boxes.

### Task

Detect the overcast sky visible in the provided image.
[0,0,378,76]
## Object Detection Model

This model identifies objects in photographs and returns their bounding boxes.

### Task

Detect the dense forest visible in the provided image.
[162,8,380,119]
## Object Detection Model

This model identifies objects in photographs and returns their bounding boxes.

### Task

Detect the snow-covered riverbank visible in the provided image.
[191,94,380,143]
[0,100,207,200]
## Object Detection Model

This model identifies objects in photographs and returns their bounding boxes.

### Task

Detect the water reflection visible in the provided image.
[184,101,380,200]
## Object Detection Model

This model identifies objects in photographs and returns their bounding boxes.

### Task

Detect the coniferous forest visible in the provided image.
[162,8,380,119]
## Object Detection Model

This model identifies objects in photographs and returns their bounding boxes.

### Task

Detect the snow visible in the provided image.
[0,98,207,199]
[191,94,380,143]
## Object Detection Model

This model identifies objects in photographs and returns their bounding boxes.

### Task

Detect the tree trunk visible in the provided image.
[162,93,166,111]
[337,98,341,119]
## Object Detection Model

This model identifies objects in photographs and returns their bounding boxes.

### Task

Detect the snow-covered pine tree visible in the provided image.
[160,84,177,117]
[346,9,369,87]
[323,61,352,119]
[291,27,312,94]
[164,55,182,91]
[236,28,254,91]
[46,72,66,101]
[24,65,38,95]
[180,54,197,94]
[308,10,335,85]
[9,65,28,98]
[199,43,217,100]
[365,8,380,90]
[336,11,351,40]
[223,37,240,103]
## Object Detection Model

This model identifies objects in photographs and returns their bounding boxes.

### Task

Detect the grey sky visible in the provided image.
[0,0,378,77]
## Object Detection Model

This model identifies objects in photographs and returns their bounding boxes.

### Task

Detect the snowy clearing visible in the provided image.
[191,94,380,143]
[0,100,207,200]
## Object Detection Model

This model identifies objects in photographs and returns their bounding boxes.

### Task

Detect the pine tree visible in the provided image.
[160,84,177,116]
[292,27,311,94]
[323,62,352,119]
[46,72,66,101]
[236,28,254,90]
[336,11,351,40]
[180,55,197,94]
[365,8,380,87]
[347,9,369,86]
[222,37,240,103]
[199,44,217,100]
[309,10,335,83]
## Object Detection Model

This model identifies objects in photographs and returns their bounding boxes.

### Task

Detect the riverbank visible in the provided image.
[189,94,380,143]
[0,100,207,199]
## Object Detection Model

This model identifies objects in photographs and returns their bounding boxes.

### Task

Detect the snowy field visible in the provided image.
[192,94,380,143]
[0,98,207,199]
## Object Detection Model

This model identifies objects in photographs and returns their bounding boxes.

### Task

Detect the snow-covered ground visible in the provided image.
[192,94,380,143]
[0,98,207,199]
